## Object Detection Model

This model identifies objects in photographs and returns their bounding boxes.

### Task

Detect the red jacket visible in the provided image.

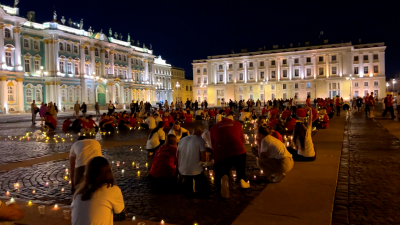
[150,145,177,178]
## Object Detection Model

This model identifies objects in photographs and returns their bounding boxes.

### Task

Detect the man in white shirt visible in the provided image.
[70,138,103,192]
[154,113,162,123]
[143,113,156,129]
[177,126,208,194]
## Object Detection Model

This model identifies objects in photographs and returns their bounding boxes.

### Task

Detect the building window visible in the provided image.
[23,39,29,48]
[219,75,223,82]
[239,86,243,92]
[283,84,287,89]
[75,89,81,102]
[249,86,253,91]
[6,52,12,66]
[36,87,42,102]
[282,70,287,77]
[363,55,368,61]
[271,60,276,66]
[294,69,299,77]
[271,71,276,78]
[354,90,359,97]
[331,55,336,61]
[239,73,243,80]
[354,56,359,62]
[197,69,200,73]
[119,55,122,61]
[26,88,32,103]
[354,82,359,87]
[203,68,207,73]
[204,77,207,83]
[105,51,109,59]
[364,82,368,87]
[95,66,100,76]
[318,56,323,62]
[282,59,287,65]
[84,46,89,55]
[260,85,264,91]
[136,73,139,81]
[306,82,311,88]
[59,61,64,73]
[190,86,192,91]
[85,64,90,75]
[249,62,253,67]
[7,86,14,101]
[61,89,66,102]
[219,65,223,70]
[294,58,299,64]
[34,60,40,72]
[186,86,188,91]
[67,63,72,74]
[374,66,378,73]
[135,59,138,65]
[4,28,11,38]
[24,59,30,73]
[59,43,64,51]
[332,67,337,74]
[373,81,379,86]
[260,71,264,79]
[73,45,78,54]
[124,55,127,62]
[354,67,359,74]
[295,83,299,89]
[373,54,378,60]
[66,44,71,52]
[319,67,324,75]
[307,68,311,76]
[249,73,253,80]
[87,88,91,103]
[260,61,264,67]
[364,66,368,74]
[95,48,99,57]
[306,57,311,63]
[229,74,232,81]
[33,41,39,50]
[271,85,275,90]
[75,63,79,75]
[239,63,243,68]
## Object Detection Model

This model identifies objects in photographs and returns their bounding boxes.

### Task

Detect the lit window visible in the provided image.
[66,44,71,52]
[23,39,29,48]
[24,59,30,72]
[36,87,42,102]
[95,48,99,57]
[26,88,32,102]
[306,82,311,88]
[33,41,39,50]
[6,52,12,66]
[59,43,64,51]
[59,61,64,73]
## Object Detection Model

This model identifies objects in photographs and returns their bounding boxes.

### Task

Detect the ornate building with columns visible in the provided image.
[0,3,174,113]
[192,41,386,106]
[171,66,192,103]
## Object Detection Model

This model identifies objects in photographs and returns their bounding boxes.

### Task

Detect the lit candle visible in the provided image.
[10,197,15,203]
[260,170,263,175]
[45,182,49,187]
[132,162,135,166]
[209,170,213,177]
[286,141,289,147]
[32,190,36,194]
[28,200,32,206]
[137,171,141,176]
[121,169,125,175]
[116,161,120,167]
[145,163,148,168]
[254,175,257,179]
[161,219,165,225]
[54,204,58,209]
[68,181,71,184]
[14,183,20,189]
[247,180,250,185]
[61,188,65,192]
[6,191,10,196]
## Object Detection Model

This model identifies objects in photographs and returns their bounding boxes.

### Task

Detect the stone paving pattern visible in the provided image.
[332,113,400,225]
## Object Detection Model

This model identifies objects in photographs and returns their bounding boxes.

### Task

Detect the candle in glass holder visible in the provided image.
[136,163,139,169]
[6,191,9,196]
[61,188,65,192]
[160,220,165,225]
[121,169,125,176]
[286,141,289,147]
[64,176,68,180]
[209,170,213,177]
[260,170,264,175]
[145,163,148,168]
[137,171,141,176]
[232,170,237,179]
[28,200,32,206]
[132,162,135,166]
[10,197,15,203]
[54,204,58,210]
[116,161,120,167]
[254,175,257,179]
[45,182,49,187]
[32,190,36,194]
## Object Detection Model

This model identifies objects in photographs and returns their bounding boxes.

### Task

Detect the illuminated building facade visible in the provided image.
[171,67,192,103]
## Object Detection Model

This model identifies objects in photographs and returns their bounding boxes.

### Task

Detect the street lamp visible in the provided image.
[392,79,396,96]
[346,74,355,100]
[386,82,389,93]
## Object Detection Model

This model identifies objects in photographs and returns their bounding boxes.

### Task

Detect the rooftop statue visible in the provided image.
[53,11,57,21]
[61,16,65,25]
[79,19,83,29]
[120,33,123,40]
[14,0,19,8]
[114,32,118,39]
[109,28,112,37]
[127,33,130,42]
[68,18,72,26]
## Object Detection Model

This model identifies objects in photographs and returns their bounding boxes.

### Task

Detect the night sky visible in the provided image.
[15,0,400,79]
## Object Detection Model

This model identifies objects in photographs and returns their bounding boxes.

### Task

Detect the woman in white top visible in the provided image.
[168,121,189,142]
[257,126,294,183]
[288,108,316,161]
[71,157,125,225]
[239,109,251,122]
[146,121,166,152]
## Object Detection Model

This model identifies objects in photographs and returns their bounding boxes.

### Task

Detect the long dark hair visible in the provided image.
[293,122,306,149]
[149,121,164,139]
[75,157,115,201]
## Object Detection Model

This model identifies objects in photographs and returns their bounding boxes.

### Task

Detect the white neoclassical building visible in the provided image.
[0,3,174,113]
[192,41,387,106]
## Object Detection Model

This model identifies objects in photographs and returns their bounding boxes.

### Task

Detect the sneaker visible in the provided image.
[240,179,250,188]
[272,173,286,183]
[221,175,229,198]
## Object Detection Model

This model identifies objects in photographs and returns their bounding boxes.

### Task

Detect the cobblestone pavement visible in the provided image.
[332,112,400,225]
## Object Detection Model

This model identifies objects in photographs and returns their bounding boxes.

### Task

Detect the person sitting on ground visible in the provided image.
[226,111,234,120]
[288,109,316,161]
[253,126,294,183]
[261,106,269,117]
[168,121,189,143]
[296,105,307,119]
[254,116,266,135]
[185,111,193,122]
[268,113,279,129]
[216,109,225,123]
[69,137,103,193]
[268,105,278,119]
[0,199,25,222]
[99,114,115,132]
[71,157,124,225]
[146,122,166,168]
[118,113,132,130]
[281,107,291,120]
[44,112,57,132]
[129,113,137,128]
[320,109,329,129]
[81,117,96,134]
[284,114,296,132]
[177,126,208,194]
[154,113,163,124]
[142,113,156,130]
[239,109,251,122]
[62,118,73,132]
[210,117,250,199]
[208,109,215,119]
[251,109,257,120]
[72,116,84,132]
[150,134,178,178]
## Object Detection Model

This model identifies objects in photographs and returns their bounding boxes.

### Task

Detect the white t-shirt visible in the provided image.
[202,129,211,148]
[260,135,292,159]
[168,127,189,142]
[146,129,166,149]
[145,116,156,129]
[155,116,162,123]
[70,140,102,168]
[71,185,124,225]
[177,135,206,175]
[295,125,315,157]
[196,110,203,116]
[239,112,251,121]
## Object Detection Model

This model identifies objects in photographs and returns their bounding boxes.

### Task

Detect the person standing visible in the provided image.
[74,101,81,118]
[53,103,59,120]
[69,138,103,193]
[39,102,47,126]
[164,100,169,110]
[306,95,311,107]
[369,92,376,117]
[210,117,250,198]
[204,100,208,109]
[47,102,56,117]
[95,102,100,117]
[382,95,395,119]
[364,93,370,117]
[396,92,400,121]
[81,102,87,117]
[335,96,341,116]
[31,100,38,124]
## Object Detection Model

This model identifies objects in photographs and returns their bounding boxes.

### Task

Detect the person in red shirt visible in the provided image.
[44,112,57,132]
[150,134,178,178]
[87,115,99,132]
[382,94,395,118]
[320,109,329,129]
[269,106,278,119]
[210,118,250,198]
[99,114,115,132]
[335,96,341,116]
[62,118,72,132]
[296,106,307,119]
[224,107,230,115]
[118,113,132,130]
[268,114,279,129]
[284,115,296,132]
[271,129,283,142]
[185,113,193,123]
[162,116,170,127]
[261,106,269,117]
[81,116,95,133]
[130,114,137,127]
[306,96,311,107]
[281,107,291,120]
[168,115,175,127]
[208,110,215,118]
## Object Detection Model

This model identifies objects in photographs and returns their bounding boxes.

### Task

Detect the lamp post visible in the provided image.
[392,79,396,96]
[346,74,355,100]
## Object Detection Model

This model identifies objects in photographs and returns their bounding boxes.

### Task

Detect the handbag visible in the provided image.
[113,208,126,221]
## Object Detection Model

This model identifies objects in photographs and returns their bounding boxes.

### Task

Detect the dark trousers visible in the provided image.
[182,173,208,193]
[382,106,395,118]
[291,106,297,116]
[214,153,246,190]
[365,105,370,117]
[336,106,341,116]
